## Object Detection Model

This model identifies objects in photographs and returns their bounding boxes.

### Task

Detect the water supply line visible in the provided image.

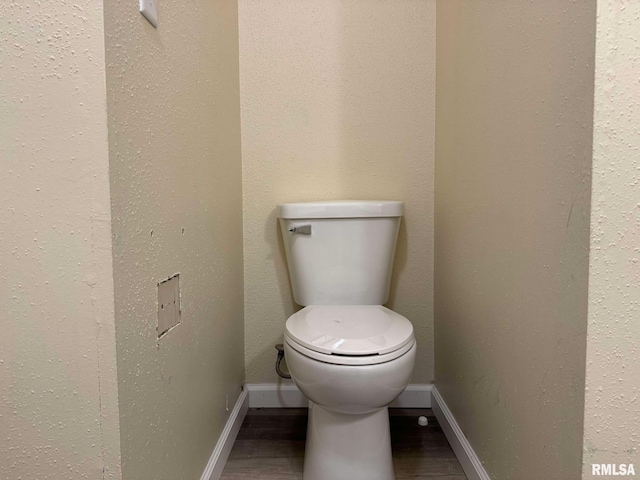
[275,343,291,379]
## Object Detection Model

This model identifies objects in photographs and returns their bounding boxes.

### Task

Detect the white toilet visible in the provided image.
[277,200,416,480]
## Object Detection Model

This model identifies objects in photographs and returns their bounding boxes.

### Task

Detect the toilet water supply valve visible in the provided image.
[275,344,291,379]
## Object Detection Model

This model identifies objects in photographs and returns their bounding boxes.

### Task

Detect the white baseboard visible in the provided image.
[246,382,308,407]
[200,387,249,480]
[432,386,491,480]
[245,383,432,408]
[390,384,433,408]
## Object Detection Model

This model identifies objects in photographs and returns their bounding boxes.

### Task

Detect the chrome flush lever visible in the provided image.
[288,225,312,235]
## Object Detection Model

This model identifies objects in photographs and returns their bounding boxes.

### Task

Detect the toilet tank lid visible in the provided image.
[277,200,404,219]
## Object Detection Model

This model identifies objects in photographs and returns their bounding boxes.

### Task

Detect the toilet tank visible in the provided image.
[277,201,403,306]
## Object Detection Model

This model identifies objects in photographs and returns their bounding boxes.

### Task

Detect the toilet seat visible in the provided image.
[285,334,415,366]
[285,305,415,366]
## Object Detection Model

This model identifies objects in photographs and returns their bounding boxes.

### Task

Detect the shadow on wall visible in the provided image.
[269,209,298,315]
[245,208,299,385]
[387,220,408,310]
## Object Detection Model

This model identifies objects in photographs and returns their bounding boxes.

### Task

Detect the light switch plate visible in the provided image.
[140,0,158,28]
[158,274,180,338]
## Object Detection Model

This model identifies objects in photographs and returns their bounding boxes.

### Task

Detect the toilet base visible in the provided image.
[303,402,395,480]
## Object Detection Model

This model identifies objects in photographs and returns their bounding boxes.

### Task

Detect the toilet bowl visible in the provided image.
[277,201,416,480]
[284,306,415,480]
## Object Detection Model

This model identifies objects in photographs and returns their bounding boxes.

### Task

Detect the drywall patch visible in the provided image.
[157,273,181,338]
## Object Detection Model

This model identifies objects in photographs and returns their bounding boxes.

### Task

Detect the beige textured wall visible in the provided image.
[582,1,640,475]
[0,1,121,478]
[435,1,595,479]
[103,2,244,479]
[239,0,435,384]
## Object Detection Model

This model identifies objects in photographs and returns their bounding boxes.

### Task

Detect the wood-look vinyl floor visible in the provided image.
[220,408,467,480]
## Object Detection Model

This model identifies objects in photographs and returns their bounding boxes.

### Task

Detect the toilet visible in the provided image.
[277,200,416,480]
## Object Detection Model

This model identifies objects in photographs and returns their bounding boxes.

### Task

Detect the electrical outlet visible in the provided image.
[140,0,158,28]
[158,274,180,338]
